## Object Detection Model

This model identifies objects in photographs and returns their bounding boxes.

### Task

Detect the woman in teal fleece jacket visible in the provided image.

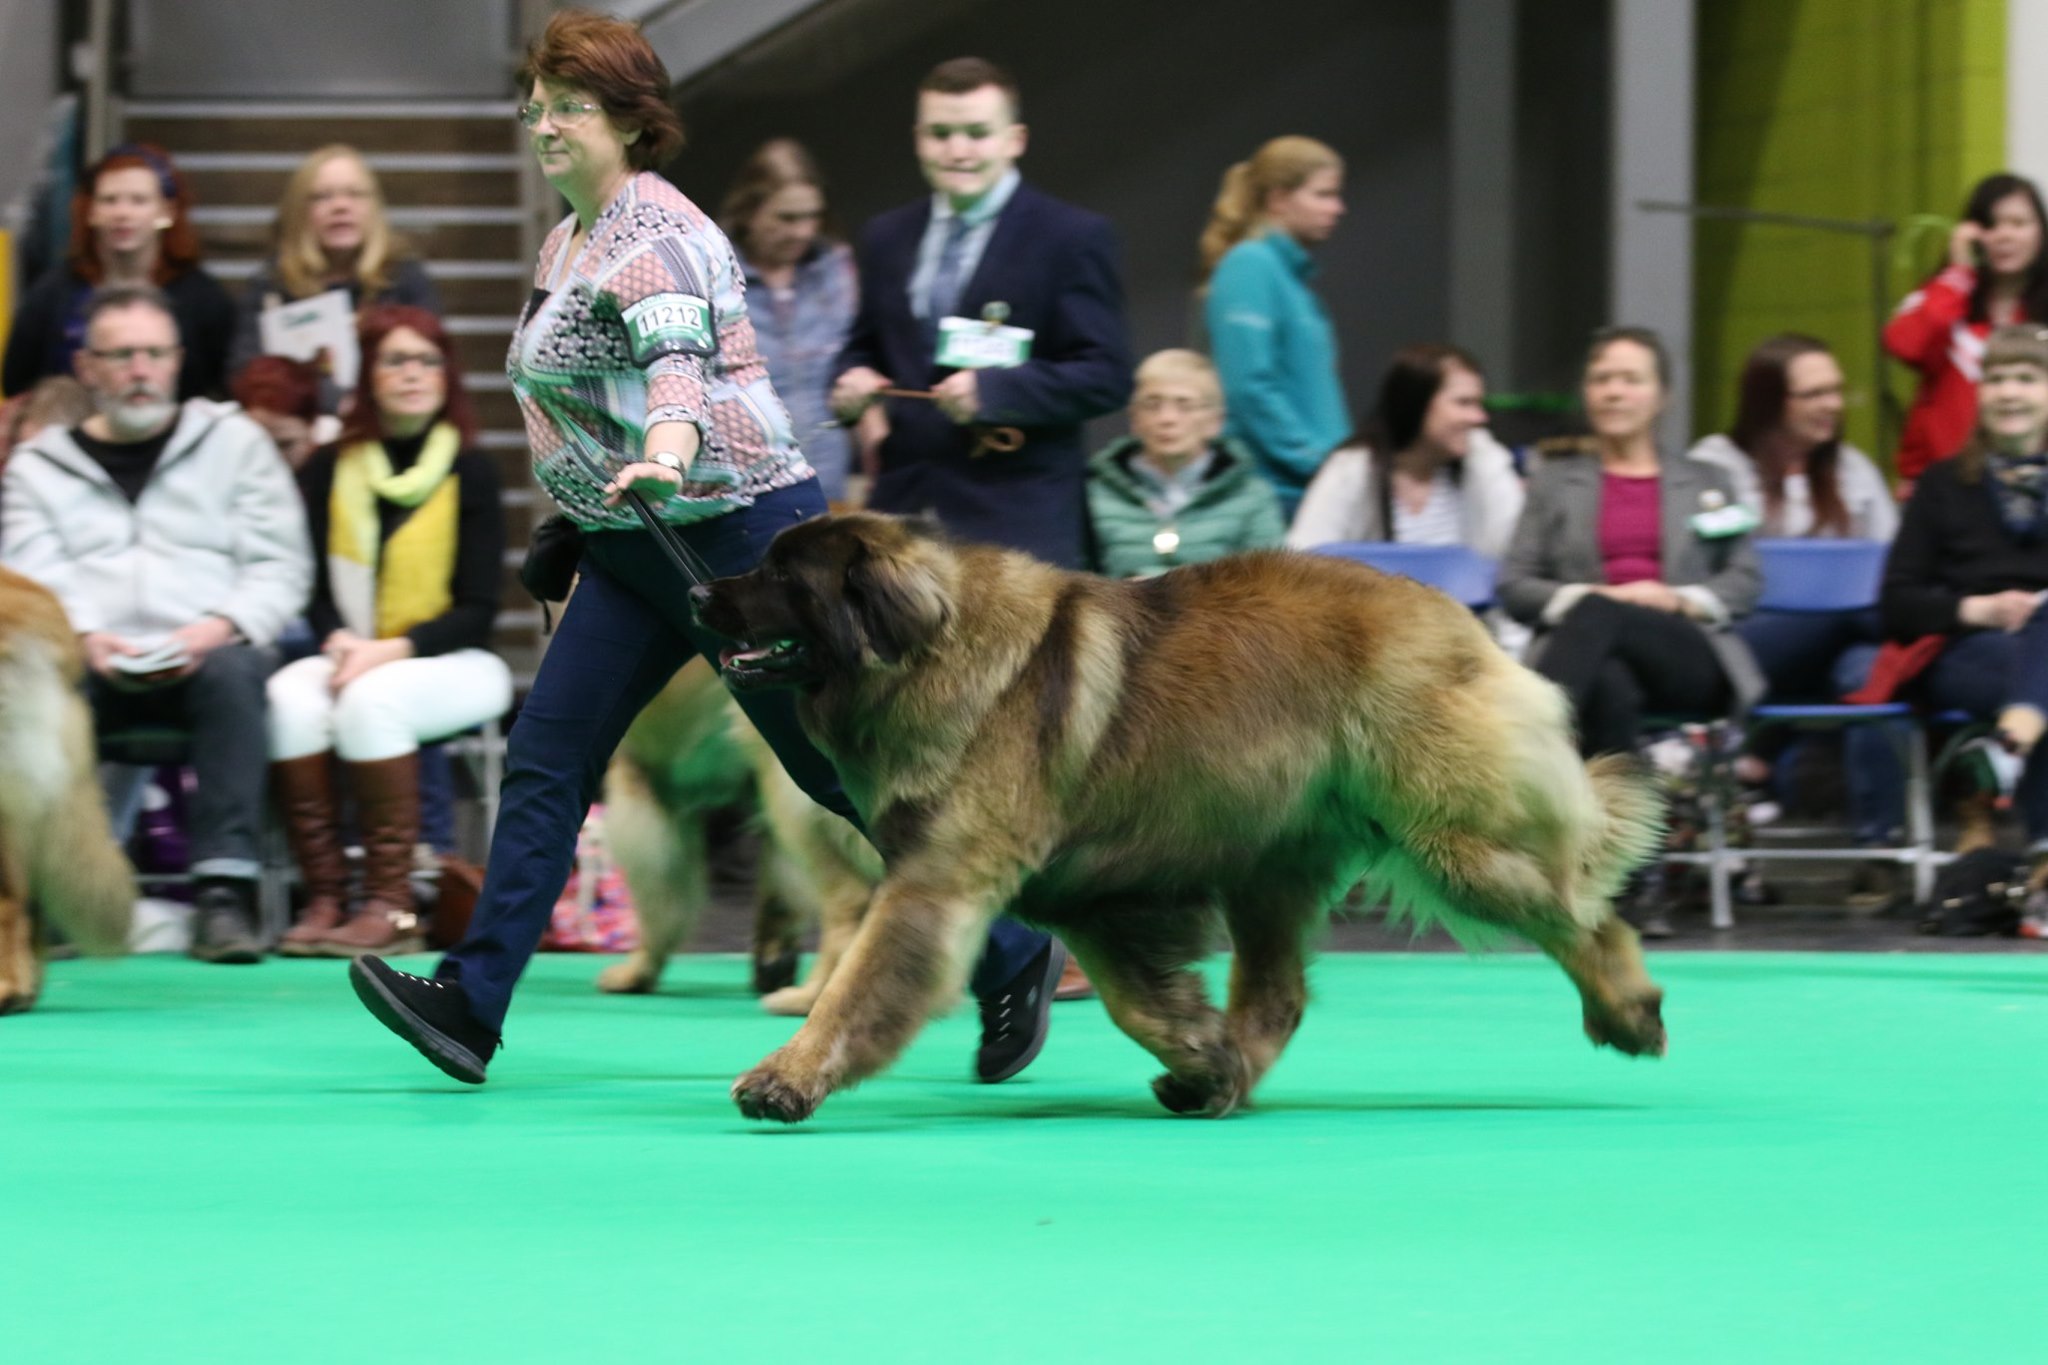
[1200,136,1352,517]
[1087,349,1285,579]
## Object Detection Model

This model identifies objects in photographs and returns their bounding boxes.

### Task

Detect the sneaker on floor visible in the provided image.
[189,882,263,964]
[349,956,499,1084]
[974,939,1066,1083]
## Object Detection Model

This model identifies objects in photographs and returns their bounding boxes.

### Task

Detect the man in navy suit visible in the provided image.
[830,57,1128,1047]
[831,57,1133,570]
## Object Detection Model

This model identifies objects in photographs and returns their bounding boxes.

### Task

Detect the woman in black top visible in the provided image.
[265,305,509,957]
[1881,324,2048,857]
[3,144,233,401]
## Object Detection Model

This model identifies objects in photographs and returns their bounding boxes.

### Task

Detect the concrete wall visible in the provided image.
[0,0,60,213]
[1693,0,2007,463]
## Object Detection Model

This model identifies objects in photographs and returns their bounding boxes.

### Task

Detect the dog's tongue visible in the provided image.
[722,644,771,668]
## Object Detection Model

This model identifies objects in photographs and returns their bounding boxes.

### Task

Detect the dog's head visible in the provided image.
[689,512,957,692]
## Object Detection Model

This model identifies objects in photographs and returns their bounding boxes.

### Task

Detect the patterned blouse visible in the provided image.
[510,171,814,530]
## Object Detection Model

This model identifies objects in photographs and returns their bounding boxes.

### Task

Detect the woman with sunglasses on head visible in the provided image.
[227,145,441,392]
[3,143,233,401]
[345,10,1063,1093]
[267,305,510,959]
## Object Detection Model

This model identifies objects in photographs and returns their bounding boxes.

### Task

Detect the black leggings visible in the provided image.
[1535,594,1731,757]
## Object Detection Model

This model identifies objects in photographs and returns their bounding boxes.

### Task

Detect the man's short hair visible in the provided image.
[82,283,180,340]
[1134,349,1223,409]
[919,57,1021,121]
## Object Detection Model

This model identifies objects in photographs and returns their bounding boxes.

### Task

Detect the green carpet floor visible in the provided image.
[5,950,2046,1363]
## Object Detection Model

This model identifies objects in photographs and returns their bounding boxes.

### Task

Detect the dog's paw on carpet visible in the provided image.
[1582,991,1667,1058]
[1151,1051,1252,1117]
[732,1062,823,1123]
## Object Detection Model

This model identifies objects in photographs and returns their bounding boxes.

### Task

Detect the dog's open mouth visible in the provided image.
[716,637,810,687]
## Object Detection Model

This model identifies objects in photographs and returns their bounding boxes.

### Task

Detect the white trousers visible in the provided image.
[266,648,514,762]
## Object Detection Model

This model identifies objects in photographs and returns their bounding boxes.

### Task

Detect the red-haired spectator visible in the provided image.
[231,355,331,471]
[3,144,234,401]
[267,304,507,958]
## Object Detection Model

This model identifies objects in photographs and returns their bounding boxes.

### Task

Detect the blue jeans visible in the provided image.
[435,480,1047,1031]
[1918,617,2048,845]
[1736,608,1903,845]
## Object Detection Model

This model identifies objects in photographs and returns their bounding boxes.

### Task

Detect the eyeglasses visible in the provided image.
[87,345,179,364]
[376,350,445,372]
[517,97,603,129]
[1134,396,1216,415]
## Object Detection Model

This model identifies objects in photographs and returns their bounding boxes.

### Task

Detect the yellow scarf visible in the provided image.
[328,423,461,639]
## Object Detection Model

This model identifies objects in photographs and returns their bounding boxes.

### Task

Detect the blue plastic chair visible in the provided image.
[1310,541,1498,611]
[1752,538,1890,613]
[1675,536,1942,920]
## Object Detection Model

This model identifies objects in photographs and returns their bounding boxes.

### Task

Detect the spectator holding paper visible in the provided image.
[228,146,442,404]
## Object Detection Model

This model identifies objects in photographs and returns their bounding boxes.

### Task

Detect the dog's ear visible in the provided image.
[845,540,952,664]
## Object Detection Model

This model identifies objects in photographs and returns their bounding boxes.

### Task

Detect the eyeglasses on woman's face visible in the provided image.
[375,350,446,372]
[517,97,603,129]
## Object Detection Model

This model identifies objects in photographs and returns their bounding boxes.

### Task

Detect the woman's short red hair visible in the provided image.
[338,305,479,448]
[519,9,684,171]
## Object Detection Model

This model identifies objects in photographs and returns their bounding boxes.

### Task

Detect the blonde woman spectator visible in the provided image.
[1086,350,1283,579]
[1287,343,1522,557]
[3,144,233,401]
[721,139,859,501]
[228,145,441,384]
[1199,136,1351,517]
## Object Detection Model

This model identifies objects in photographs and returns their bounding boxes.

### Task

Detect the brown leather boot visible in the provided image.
[271,753,351,956]
[322,753,425,958]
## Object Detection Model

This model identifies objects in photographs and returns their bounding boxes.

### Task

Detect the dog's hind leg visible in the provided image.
[1384,829,1666,1058]
[1219,883,1322,1101]
[1062,902,1246,1117]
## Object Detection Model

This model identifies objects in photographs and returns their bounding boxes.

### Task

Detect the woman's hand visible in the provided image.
[329,635,415,692]
[1948,220,1985,271]
[602,461,685,507]
[1601,579,1683,613]
[1960,590,2044,632]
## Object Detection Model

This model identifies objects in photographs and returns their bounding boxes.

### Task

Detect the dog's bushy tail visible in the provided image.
[0,638,134,953]
[1580,752,1666,902]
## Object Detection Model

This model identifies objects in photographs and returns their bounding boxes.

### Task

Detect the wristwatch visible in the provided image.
[648,451,685,472]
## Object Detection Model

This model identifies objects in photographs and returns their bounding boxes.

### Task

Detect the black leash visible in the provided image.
[564,445,717,588]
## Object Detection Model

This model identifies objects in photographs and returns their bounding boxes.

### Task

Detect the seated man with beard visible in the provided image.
[0,284,312,961]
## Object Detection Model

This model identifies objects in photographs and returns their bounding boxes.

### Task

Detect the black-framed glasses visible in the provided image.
[87,345,179,364]
[375,350,446,372]
[517,98,602,129]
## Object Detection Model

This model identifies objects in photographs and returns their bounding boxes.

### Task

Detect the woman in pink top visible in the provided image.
[1498,327,1763,758]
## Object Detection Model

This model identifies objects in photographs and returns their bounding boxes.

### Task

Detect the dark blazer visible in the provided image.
[837,180,1132,568]
[1500,450,1767,708]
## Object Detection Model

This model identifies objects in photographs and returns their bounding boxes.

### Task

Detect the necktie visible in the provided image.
[923,215,974,349]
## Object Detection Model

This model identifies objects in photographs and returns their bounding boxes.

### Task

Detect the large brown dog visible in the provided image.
[0,567,136,1012]
[693,513,1667,1123]
[595,656,880,1015]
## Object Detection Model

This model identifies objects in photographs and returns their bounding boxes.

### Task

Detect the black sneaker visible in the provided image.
[974,938,1066,1084]
[190,881,263,964]
[349,955,499,1084]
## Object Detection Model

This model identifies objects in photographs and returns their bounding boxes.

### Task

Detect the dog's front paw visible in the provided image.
[0,990,37,1017]
[731,1061,823,1123]
[1583,990,1667,1058]
[1150,1065,1247,1118]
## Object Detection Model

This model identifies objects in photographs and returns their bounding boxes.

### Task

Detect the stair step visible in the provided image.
[185,167,520,211]
[129,114,514,156]
[175,152,523,172]
[125,99,515,119]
